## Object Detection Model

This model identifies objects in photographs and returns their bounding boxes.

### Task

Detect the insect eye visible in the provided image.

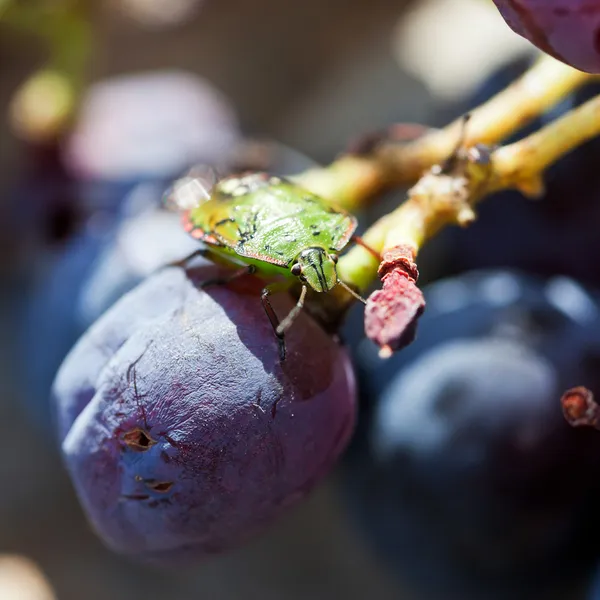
[330,254,339,263]
[291,263,302,276]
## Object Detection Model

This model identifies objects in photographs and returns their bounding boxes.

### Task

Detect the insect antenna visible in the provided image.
[337,280,367,305]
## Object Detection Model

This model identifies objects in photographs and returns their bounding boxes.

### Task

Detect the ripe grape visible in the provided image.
[345,270,600,599]
[19,184,198,428]
[492,1,600,73]
[19,70,242,426]
[53,264,356,562]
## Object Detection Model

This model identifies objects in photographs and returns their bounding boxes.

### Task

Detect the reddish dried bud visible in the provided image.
[365,245,425,358]
[561,386,600,429]
[377,246,420,282]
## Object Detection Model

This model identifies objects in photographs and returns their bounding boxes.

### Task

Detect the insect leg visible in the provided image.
[167,248,214,268]
[276,284,308,336]
[261,282,292,362]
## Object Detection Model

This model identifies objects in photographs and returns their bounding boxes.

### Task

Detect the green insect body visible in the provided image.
[182,173,357,292]
[171,170,363,360]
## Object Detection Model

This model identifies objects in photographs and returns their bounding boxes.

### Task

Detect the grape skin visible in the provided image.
[54,265,356,563]
[493,1,600,73]
[345,270,600,599]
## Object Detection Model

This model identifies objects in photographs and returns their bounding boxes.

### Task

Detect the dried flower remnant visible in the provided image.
[364,245,425,358]
[359,131,486,357]
[561,386,600,430]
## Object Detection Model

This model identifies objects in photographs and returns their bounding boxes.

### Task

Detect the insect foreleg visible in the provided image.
[276,285,307,337]
[261,282,294,362]
[167,248,214,269]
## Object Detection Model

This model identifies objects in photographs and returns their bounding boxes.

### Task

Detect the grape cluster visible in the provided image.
[344,270,600,599]
[35,23,600,579]
[53,264,356,562]
[492,1,600,73]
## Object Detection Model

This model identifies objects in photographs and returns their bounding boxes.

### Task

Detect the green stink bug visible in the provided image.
[166,168,367,359]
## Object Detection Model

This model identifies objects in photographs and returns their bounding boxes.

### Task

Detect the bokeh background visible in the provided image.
[3,1,600,599]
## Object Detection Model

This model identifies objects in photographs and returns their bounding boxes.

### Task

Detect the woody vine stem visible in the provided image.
[291,55,600,340]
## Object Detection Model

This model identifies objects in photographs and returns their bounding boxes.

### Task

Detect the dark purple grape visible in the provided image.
[19,69,243,425]
[20,217,114,426]
[19,183,199,428]
[492,1,600,73]
[53,264,356,563]
[344,270,600,599]
[2,143,81,260]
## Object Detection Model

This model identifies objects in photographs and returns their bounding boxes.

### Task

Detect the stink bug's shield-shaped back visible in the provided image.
[182,173,357,271]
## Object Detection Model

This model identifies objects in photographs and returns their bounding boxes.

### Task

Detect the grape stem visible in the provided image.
[491,94,600,194]
[294,56,597,212]
[307,86,596,338]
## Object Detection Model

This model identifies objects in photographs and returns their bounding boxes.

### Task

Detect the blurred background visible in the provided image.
[3,0,600,599]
